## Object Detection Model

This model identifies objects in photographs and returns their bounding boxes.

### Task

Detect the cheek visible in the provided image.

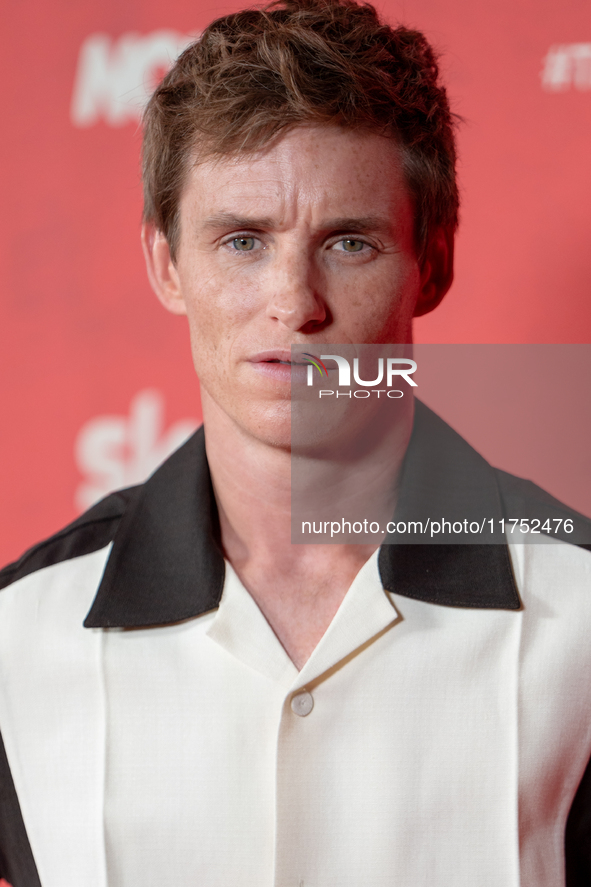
[337,260,421,340]
[178,263,262,367]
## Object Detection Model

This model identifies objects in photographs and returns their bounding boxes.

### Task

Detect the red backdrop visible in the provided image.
[1,0,590,566]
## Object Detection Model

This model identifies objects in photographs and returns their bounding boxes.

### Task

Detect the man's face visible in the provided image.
[145,125,450,446]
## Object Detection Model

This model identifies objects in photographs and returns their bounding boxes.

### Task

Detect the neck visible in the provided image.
[202,393,292,560]
[201,389,414,668]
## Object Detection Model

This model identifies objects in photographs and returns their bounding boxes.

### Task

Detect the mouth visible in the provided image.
[248,350,317,383]
[250,350,307,365]
[249,349,326,366]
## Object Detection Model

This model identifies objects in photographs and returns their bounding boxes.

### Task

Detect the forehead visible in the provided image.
[180,125,413,230]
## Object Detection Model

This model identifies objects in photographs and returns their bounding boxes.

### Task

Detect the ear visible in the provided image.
[413,225,455,318]
[141,221,187,316]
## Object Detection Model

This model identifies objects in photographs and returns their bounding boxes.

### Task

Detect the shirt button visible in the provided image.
[291,690,314,717]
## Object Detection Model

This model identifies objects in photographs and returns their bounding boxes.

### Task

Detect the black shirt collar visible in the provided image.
[84,400,520,628]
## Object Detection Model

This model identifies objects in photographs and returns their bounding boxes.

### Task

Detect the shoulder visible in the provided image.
[0,486,142,592]
[495,467,591,553]
[495,470,591,639]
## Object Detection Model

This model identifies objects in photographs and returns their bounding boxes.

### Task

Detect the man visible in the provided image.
[0,1,590,885]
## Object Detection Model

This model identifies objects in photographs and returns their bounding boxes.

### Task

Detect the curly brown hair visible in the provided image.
[142,0,459,263]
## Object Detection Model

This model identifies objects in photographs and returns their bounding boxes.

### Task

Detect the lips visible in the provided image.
[248,349,313,383]
[249,349,308,366]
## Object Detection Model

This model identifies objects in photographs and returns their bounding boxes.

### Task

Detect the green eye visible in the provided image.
[342,239,364,252]
[232,236,256,251]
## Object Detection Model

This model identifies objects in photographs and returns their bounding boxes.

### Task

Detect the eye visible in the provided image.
[332,238,367,253]
[231,236,257,251]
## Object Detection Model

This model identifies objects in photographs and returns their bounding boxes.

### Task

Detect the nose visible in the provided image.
[265,248,327,332]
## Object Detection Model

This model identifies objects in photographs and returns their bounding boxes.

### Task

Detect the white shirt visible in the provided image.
[101,542,591,887]
[1,407,590,886]
[2,539,587,887]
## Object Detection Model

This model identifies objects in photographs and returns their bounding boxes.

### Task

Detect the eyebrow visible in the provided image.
[319,216,392,235]
[201,213,392,234]
[202,213,276,231]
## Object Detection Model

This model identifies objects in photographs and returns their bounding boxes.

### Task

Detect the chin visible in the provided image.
[245,421,292,451]
[237,401,293,451]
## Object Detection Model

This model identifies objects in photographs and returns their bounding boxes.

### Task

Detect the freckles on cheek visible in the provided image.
[353,282,417,342]
[182,270,263,368]
[184,266,259,330]
[339,271,407,324]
